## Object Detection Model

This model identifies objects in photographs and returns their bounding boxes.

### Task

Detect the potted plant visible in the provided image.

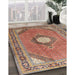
[46,0,66,24]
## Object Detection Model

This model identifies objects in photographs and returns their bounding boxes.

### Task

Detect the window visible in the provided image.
[9,0,47,23]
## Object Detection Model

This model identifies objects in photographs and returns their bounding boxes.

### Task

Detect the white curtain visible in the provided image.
[9,0,47,23]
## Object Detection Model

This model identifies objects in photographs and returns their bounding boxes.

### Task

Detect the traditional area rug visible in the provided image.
[9,25,66,75]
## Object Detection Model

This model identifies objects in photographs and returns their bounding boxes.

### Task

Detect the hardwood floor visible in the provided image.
[8,22,66,31]
[9,47,19,75]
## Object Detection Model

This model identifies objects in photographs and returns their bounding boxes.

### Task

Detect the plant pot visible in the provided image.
[47,11,53,24]
[53,15,60,24]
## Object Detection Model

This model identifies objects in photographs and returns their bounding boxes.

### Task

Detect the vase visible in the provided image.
[53,15,60,24]
[47,11,53,24]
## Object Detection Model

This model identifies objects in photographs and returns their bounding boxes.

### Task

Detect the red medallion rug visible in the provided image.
[9,25,66,75]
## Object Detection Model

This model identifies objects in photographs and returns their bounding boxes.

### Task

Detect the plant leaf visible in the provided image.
[46,1,59,12]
